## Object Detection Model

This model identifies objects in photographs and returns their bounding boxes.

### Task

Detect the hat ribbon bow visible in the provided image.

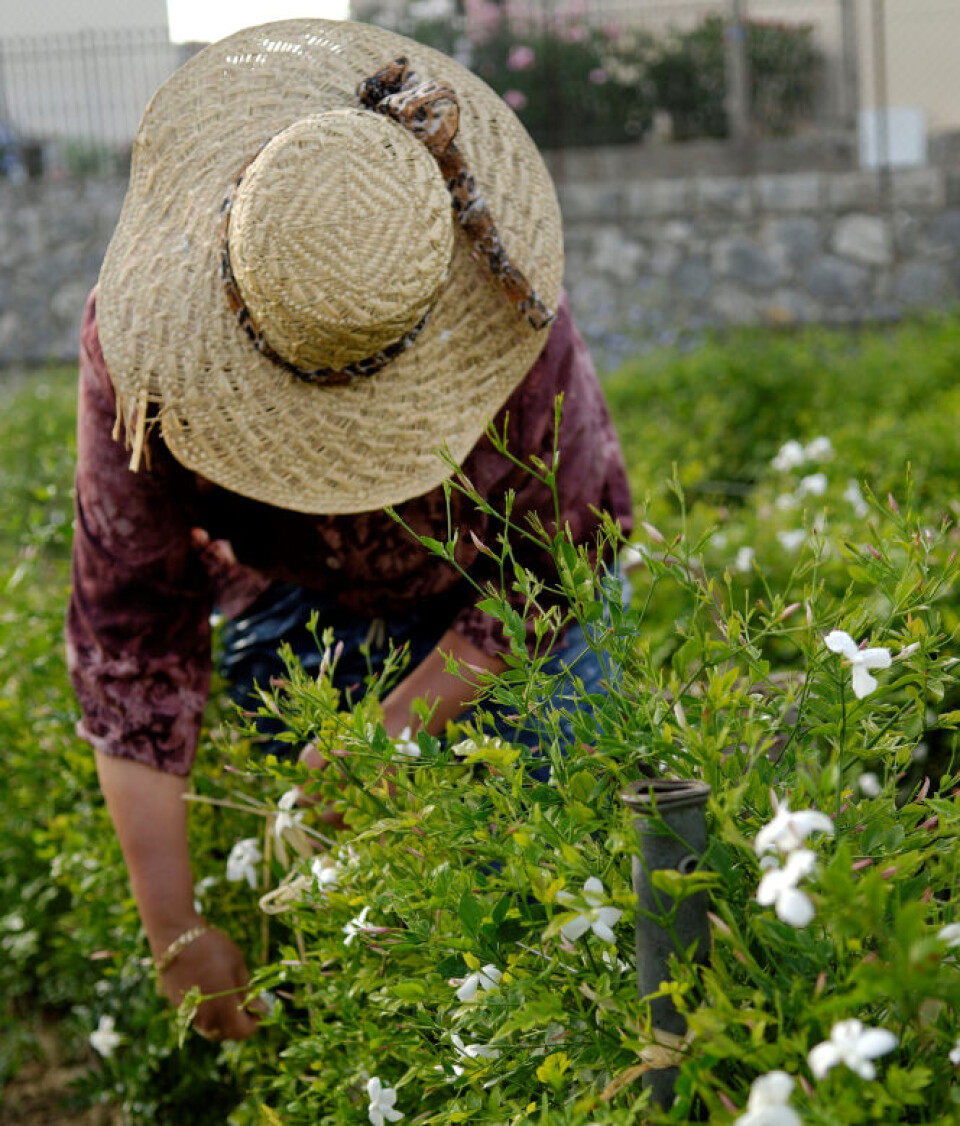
[359,57,555,334]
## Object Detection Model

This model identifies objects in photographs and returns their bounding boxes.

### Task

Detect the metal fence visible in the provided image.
[0,28,187,177]
[0,1,956,179]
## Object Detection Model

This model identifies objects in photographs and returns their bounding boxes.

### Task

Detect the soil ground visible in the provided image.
[0,1021,118,1126]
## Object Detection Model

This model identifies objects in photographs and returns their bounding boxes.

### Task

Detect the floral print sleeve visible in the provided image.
[66,290,215,776]
[65,290,633,772]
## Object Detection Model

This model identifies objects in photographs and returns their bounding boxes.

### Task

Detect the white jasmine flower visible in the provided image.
[735,1070,801,1126]
[310,855,340,892]
[258,990,278,1016]
[757,848,817,927]
[366,1076,403,1125]
[776,529,806,552]
[455,963,502,1002]
[450,1032,500,1075]
[274,789,305,839]
[950,1038,960,1066]
[451,1033,500,1060]
[804,436,833,461]
[824,630,892,699]
[621,542,649,569]
[937,923,960,947]
[451,735,508,756]
[735,546,755,573]
[755,798,833,856]
[225,837,262,889]
[775,492,800,511]
[90,1014,122,1058]
[601,948,629,974]
[193,874,218,913]
[772,440,806,472]
[392,726,421,761]
[557,877,623,944]
[807,1018,897,1080]
[844,479,870,517]
[343,905,373,945]
[858,772,881,798]
[797,472,828,498]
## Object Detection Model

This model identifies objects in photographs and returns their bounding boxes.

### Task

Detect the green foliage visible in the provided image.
[467,22,655,149]
[604,313,960,520]
[407,11,820,149]
[0,371,263,1119]
[410,15,655,148]
[648,16,820,140]
[4,313,960,1123]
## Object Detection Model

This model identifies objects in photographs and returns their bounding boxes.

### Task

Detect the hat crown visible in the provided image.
[227,108,455,373]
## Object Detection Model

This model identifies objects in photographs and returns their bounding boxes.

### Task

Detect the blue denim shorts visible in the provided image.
[218,580,619,764]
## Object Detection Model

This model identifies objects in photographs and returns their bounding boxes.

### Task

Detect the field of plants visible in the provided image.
[2,314,960,1124]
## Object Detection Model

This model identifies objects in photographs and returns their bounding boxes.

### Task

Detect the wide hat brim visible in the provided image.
[97,19,564,514]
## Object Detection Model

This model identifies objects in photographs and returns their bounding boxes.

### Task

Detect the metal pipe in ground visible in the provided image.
[621,778,712,1109]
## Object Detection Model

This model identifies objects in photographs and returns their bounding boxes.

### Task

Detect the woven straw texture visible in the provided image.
[97,19,564,514]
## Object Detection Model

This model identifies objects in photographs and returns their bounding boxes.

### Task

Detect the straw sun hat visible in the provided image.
[97,18,564,514]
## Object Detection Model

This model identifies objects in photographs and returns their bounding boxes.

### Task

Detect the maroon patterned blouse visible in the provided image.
[67,289,633,775]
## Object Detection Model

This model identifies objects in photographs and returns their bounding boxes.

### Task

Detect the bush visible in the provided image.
[383,8,821,149]
[4,314,960,1123]
[409,13,655,149]
[648,16,820,141]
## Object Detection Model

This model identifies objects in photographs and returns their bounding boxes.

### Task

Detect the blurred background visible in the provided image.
[0,0,957,368]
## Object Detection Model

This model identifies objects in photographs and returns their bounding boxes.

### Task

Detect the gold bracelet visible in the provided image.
[155,923,210,975]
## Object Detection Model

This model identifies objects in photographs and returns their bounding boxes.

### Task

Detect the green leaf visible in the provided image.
[536,1051,571,1085]
[459,890,484,939]
[390,980,429,1001]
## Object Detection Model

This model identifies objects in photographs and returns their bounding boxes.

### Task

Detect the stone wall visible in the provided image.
[1,160,959,372]
[556,164,960,372]
[0,178,125,365]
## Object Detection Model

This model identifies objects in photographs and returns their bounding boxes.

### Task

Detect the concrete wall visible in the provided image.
[0,161,958,372]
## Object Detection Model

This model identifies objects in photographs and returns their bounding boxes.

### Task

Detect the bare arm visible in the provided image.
[380,628,507,736]
[301,628,505,788]
[95,752,259,1040]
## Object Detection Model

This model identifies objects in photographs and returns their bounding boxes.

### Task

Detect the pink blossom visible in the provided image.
[589,68,609,85]
[717,1091,739,1114]
[603,22,623,39]
[561,23,588,43]
[503,89,528,111]
[507,44,536,71]
[464,0,502,42]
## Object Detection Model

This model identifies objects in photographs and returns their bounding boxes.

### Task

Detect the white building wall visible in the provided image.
[0,0,178,143]
[0,0,169,36]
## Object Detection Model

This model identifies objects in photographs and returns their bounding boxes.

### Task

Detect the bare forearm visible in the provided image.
[381,628,507,736]
[94,751,200,956]
[94,752,259,1039]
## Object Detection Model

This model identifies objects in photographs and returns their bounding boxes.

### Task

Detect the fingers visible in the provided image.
[157,925,263,1042]
[193,996,260,1042]
[299,742,328,772]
